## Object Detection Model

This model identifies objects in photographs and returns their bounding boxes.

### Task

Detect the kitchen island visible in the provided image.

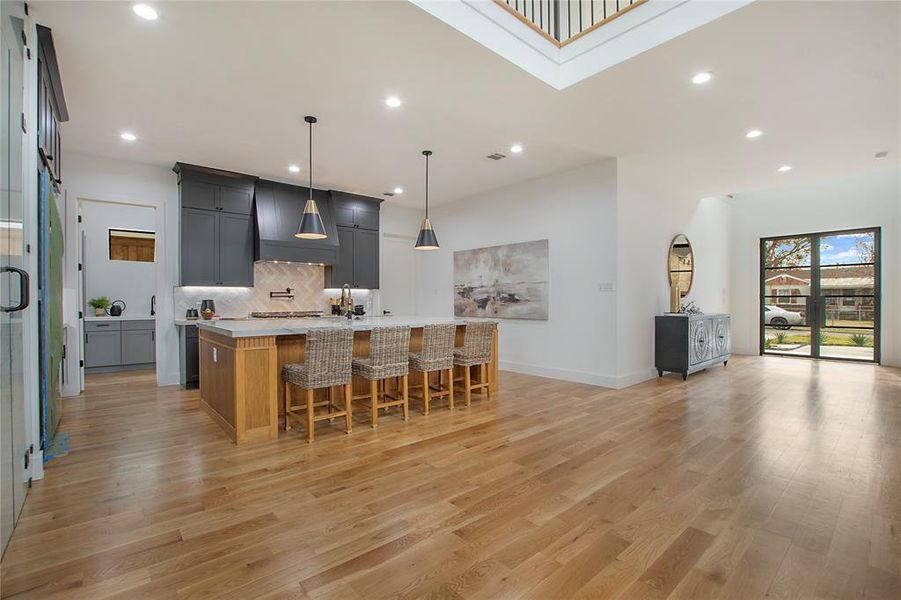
[197,317,499,444]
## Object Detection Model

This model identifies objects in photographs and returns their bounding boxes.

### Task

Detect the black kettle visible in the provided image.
[108,299,126,317]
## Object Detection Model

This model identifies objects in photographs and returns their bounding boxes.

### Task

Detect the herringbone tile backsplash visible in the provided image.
[174,262,373,317]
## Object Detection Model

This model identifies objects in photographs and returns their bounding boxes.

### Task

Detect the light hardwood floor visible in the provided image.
[1,356,899,599]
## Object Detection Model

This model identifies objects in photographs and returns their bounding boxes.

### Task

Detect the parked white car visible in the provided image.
[764,305,803,329]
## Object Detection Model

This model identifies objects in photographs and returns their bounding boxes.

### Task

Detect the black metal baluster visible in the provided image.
[591,0,594,26]
[553,0,559,41]
[579,0,583,33]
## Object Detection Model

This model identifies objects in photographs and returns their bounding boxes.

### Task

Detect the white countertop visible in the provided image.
[196,316,495,338]
[84,315,156,322]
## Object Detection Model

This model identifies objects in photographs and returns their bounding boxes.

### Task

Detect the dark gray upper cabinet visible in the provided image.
[175,163,256,287]
[218,186,253,214]
[331,191,380,230]
[174,163,255,215]
[325,226,380,289]
[353,228,379,289]
[330,226,355,287]
[218,213,254,286]
[180,180,217,211]
[181,208,219,286]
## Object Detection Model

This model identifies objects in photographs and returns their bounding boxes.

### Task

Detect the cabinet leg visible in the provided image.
[682,372,688,381]
[723,360,728,367]
[657,370,663,378]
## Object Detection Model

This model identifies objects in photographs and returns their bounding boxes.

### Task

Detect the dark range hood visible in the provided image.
[254,179,340,264]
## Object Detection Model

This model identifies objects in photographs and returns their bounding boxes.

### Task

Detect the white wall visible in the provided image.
[80,200,156,317]
[616,157,733,383]
[414,159,622,387]
[62,152,180,387]
[730,167,900,367]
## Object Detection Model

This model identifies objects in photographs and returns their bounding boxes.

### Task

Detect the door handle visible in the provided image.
[1,266,30,312]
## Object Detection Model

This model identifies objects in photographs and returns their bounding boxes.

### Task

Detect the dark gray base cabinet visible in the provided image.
[655,314,731,380]
[179,325,199,389]
[85,320,155,371]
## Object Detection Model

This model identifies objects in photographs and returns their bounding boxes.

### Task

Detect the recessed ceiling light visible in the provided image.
[132,4,158,20]
[385,96,402,108]
[745,129,763,139]
[777,165,792,172]
[874,151,888,159]
[510,144,523,154]
[393,187,404,194]
[120,131,137,141]
[691,71,713,85]
[288,165,300,173]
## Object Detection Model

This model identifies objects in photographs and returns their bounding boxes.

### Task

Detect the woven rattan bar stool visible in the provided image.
[409,323,456,414]
[352,325,411,428]
[282,327,354,443]
[453,321,494,407]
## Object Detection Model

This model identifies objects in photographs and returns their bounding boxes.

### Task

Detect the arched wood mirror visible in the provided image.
[668,234,694,297]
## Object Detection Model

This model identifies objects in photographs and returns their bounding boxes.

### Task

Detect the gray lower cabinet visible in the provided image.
[85,320,155,370]
[655,313,730,380]
[84,329,121,368]
[122,329,155,364]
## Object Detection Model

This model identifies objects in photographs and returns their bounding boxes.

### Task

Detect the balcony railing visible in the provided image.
[495,0,648,46]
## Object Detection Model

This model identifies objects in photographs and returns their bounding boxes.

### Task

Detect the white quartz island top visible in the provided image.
[197,316,494,338]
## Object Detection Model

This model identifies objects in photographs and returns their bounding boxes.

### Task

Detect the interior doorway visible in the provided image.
[760,227,880,363]
[379,234,415,317]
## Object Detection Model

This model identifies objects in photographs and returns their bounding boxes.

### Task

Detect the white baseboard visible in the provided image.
[498,361,657,390]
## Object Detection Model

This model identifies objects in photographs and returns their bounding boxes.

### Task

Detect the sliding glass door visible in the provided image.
[760,228,880,363]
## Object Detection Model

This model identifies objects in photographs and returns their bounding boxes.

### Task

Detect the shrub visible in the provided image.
[849,333,872,347]
[88,296,111,310]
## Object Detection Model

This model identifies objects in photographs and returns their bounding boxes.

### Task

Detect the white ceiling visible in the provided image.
[33,0,899,207]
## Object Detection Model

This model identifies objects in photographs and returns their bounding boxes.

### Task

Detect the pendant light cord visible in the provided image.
[308,120,313,202]
[425,152,429,219]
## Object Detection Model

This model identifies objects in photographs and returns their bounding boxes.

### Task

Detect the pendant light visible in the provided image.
[415,150,439,250]
[295,115,327,240]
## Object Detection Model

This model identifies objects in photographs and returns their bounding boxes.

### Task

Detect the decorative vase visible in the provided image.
[669,284,681,313]
[94,308,106,316]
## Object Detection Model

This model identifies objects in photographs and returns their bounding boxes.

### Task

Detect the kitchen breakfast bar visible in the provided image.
[197,317,499,444]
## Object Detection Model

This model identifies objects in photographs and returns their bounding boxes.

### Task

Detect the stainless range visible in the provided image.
[248,311,324,319]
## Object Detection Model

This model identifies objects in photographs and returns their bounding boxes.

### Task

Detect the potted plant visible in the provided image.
[88,296,112,316]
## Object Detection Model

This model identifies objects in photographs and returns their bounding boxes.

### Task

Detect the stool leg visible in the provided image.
[480,364,487,396]
[344,383,352,434]
[370,379,379,428]
[328,386,334,422]
[447,368,454,410]
[401,374,409,421]
[305,388,315,443]
[464,365,472,407]
[284,381,292,431]
[423,370,431,415]
[485,363,491,400]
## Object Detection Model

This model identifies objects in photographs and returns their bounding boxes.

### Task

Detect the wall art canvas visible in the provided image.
[453,239,549,320]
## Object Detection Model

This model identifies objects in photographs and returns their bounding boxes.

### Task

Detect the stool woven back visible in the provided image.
[417,323,456,370]
[304,327,354,387]
[459,321,494,361]
[368,326,411,367]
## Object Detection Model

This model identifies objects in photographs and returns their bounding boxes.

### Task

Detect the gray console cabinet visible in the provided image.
[655,313,730,380]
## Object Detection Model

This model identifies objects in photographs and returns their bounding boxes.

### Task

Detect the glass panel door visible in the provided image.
[818,231,878,361]
[761,236,813,357]
[761,228,880,363]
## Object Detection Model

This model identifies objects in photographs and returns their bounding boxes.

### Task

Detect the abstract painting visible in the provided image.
[453,239,549,320]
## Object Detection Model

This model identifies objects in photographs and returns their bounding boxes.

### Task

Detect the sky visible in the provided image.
[820,232,874,266]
